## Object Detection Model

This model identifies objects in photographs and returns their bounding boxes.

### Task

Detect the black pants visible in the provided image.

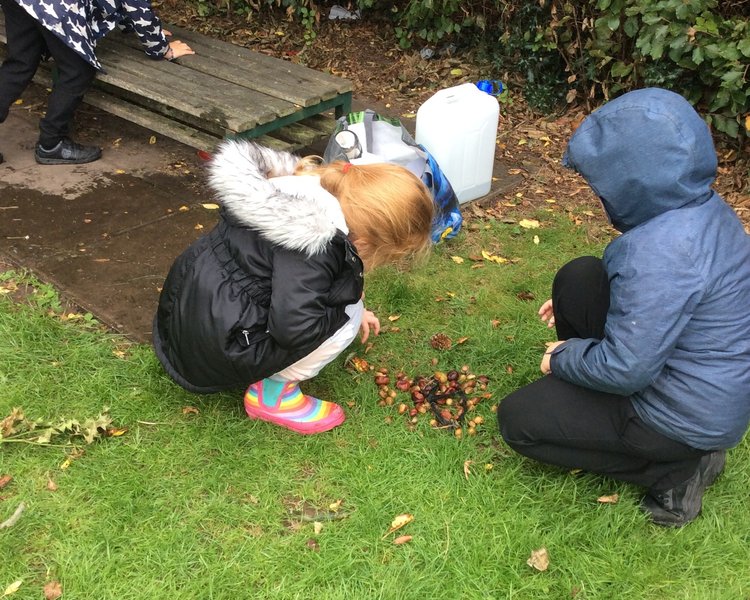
[0,0,96,146]
[498,256,707,492]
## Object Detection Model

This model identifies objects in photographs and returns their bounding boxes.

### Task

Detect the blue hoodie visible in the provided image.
[552,87,750,450]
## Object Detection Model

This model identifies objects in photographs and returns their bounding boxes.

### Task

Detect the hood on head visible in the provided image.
[207,140,341,255]
[562,88,717,232]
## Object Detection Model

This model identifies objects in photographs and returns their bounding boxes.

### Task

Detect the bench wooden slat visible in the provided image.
[98,31,312,112]
[167,25,351,102]
[29,67,309,153]
[86,88,300,151]
[94,62,246,135]
[84,87,226,150]
[102,26,334,108]
[96,46,290,132]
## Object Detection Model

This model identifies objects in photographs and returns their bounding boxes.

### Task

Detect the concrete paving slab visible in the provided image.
[1,84,213,341]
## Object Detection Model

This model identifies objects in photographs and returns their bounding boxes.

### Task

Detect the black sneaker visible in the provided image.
[35,138,102,165]
[641,450,726,527]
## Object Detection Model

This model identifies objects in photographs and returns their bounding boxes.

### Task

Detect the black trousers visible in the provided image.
[498,256,707,492]
[0,0,96,146]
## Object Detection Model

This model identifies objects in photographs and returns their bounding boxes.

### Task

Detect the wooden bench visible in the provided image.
[0,15,352,151]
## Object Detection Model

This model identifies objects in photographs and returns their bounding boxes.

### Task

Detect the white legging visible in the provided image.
[271,300,364,382]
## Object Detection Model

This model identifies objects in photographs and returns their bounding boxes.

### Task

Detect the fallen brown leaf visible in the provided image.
[393,535,413,545]
[518,218,540,229]
[527,547,550,571]
[597,493,619,504]
[43,581,62,600]
[383,513,414,538]
[481,249,509,264]
[344,354,370,373]
[2,580,22,596]
[463,460,473,480]
[0,475,12,490]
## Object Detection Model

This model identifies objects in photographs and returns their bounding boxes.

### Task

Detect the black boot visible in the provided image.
[35,138,102,165]
[641,450,726,527]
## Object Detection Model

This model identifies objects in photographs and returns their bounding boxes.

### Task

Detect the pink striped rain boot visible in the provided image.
[244,379,345,435]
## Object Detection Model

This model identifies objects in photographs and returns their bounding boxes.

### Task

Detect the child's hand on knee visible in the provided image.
[541,340,565,374]
[359,310,380,343]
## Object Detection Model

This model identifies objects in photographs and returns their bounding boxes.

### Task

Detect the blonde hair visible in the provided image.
[295,160,435,271]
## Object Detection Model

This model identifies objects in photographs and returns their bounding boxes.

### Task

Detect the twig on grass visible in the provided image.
[0,502,25,529]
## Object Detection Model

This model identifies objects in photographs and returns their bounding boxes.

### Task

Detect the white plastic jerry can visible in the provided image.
[415,83,500,203]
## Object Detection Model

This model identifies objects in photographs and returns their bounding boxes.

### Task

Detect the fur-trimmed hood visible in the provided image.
[207,140,344,256]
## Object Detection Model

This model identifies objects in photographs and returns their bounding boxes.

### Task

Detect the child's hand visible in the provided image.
[166,40,194,60]
[541,340,565,374]
[538,299,555,328]
[359,310,380,343]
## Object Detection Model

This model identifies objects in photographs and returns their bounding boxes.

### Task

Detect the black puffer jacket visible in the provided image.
[153,141,364,393]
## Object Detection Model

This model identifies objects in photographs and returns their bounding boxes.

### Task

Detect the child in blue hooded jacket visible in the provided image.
[498,88,750,527]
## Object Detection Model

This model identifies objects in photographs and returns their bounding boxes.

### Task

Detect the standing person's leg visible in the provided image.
[244,301,364,434]
[0,0,45,164]
[34,26,101,164]
[0,0,44,117]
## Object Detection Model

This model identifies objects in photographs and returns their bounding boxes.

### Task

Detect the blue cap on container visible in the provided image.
[476,80,504,96]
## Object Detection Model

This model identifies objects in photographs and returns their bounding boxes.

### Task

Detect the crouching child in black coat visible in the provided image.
[153,140,435,434]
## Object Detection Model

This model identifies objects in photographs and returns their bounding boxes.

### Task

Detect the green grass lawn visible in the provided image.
[1,209,748,600]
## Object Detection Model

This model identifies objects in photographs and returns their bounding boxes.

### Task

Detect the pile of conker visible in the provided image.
[373,365,491,437]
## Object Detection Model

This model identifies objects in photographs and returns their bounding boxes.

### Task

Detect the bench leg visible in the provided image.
[335,92,352,119]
